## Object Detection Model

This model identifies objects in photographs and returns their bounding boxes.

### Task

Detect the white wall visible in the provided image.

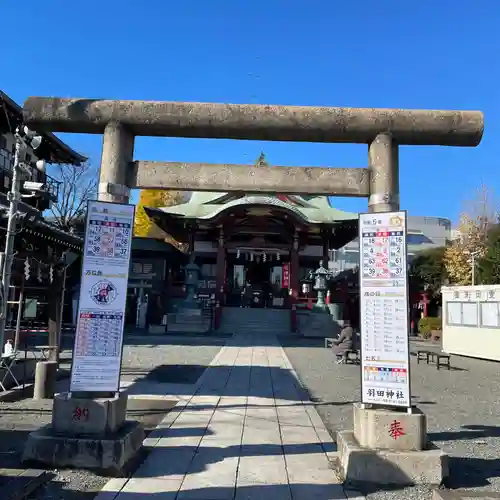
[442,285,500,361]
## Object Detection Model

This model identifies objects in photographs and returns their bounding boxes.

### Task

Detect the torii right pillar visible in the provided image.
[337,134,449,488]
[368,132,400,213]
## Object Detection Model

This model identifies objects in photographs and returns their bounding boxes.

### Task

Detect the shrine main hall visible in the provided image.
[144,156,358,314]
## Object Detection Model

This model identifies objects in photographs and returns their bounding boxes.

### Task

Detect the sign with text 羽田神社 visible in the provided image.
[359,211,411,408]
[69,201,135,393]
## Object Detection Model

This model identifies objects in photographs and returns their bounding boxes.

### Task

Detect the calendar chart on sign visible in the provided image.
[86,219,132,260]
[70,201,135,393]
[74,311,124,358]
[359,211,411,408]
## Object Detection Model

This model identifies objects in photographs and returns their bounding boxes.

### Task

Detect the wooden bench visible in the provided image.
[435,353,451,370]
[417,349,451,370]
[417,350,433,364]
[345,349,360,364]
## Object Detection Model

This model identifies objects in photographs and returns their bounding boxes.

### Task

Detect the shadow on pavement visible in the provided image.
[124,364,310,401]
[445,455,500,489]
[429,424,500,442]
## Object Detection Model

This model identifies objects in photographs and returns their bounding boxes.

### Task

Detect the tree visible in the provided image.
[477,222,500,284]
[48,162,97,232]
[444,213,489,285]
[409,246,447,298]
[134,189,187,251]
[444,184,498,285]
[462,183,499,227]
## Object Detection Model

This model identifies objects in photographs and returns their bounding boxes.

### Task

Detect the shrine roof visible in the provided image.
[147,192,358,225]
[0,90,86,165]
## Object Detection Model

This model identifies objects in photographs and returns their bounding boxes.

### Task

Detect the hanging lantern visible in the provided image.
[250,253,254,262]
[276,252,280,261]
[236,249,240,259]
[263,253,267,263]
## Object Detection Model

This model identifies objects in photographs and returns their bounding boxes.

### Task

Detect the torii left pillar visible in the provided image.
[23,122,144,474]
[98,122,135,203]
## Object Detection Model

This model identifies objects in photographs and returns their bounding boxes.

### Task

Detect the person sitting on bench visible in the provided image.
[332,321,354,364]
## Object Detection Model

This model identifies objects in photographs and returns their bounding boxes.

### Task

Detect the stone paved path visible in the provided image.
[98,333,359,499]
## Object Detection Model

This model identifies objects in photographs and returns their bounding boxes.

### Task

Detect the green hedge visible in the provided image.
[418,316,442,339]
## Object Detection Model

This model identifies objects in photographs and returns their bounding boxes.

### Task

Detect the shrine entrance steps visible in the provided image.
[218,307,292,336]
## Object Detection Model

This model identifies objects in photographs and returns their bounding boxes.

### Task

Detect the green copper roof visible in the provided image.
[154,192,358,224]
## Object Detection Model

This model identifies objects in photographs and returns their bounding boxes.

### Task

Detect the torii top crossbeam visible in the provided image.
[21,96,484,214]
[23,97,483,146]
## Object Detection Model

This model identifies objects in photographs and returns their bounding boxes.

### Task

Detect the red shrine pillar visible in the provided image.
[290,231,300,331]
[420,292,429,318]
[322,232,330,304]
[215,228,225,329]
[322,232,330,264]
[340,279,350,321]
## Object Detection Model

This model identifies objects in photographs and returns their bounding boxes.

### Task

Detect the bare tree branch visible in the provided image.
[47,162,97,232]
[462,182,499,229]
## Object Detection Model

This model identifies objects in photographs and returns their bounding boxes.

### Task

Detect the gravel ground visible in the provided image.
[282,337,500,500]
[0,335,225,500]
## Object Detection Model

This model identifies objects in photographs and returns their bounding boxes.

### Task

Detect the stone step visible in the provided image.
[220,314,290,319]
[223,323,290,328]
[219,323,290,329]
[221,315,290,322]
[219,322,289,325]
[174,316,211,324]
[218,327,291,334]
[219,308,292,335]
[221,325,289,330]
[167,323,211,333]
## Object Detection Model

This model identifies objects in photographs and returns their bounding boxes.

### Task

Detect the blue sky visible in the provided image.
[2,1,498,223]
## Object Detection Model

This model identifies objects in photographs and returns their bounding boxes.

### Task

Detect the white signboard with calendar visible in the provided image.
[359,211,411,408]
[70,201,135,393]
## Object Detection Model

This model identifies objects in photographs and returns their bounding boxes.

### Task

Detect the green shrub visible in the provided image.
[418,317,442,339]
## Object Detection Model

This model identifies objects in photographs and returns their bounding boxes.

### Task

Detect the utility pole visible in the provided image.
[0,127,43,350]
[470,250,481,286]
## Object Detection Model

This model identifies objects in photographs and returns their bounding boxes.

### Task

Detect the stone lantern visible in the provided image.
[307,260,335,311]
[182,255,201,309]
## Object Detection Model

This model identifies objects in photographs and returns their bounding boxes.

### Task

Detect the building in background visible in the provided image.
[328,215,452,274]
[0,90,85,338]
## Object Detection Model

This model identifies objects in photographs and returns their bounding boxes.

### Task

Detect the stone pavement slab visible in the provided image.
[102,333,357,500]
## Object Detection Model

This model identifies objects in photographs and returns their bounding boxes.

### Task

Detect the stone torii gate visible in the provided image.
[22,98,484,214]
[21,97,483,480]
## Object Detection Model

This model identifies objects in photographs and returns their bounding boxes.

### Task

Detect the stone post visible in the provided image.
[33,361,57,399]
[98,122,135,203]
[368,133,400,213]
